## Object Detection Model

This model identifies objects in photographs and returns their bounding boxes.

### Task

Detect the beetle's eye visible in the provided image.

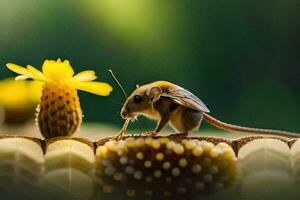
[133,95,142,103]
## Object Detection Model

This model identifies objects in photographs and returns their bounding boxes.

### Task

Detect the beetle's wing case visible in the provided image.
[161,86,210,113]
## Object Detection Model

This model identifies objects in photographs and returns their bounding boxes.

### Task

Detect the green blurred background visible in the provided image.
[0,0,299,132]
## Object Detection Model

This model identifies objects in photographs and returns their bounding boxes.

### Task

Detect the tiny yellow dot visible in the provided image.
[184,141,196,150]
[174,144,184,155]
[96,146,107,156]
[117,149,125,156]
[216,142,230,148]
[181,139,188,145]
[136,152,144,160]
[210,147,222,158]
[134,171,143,180]
[172,167,181,176]
[223,150,235,160]
[151,140,161,149]
[178,158,188,167]
[105,141,116,151]
[166,141,176,150]
[158,137,169,144]
[125,138,136,148]
[162,161,171,170]
[119,156,128,165]
[202,142,214,153]
[145,137,153,145]
[134,138,145,147]
[155,153,164,161]
[144,160,152,168]
[192,146,203,156]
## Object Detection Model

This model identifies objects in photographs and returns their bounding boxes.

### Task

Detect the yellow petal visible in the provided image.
[74,81,113,96]
[72,70,97,82]
[15,75,31,80]
[26,65,49,82]
[42,59,74,82]
[6,63,31,76]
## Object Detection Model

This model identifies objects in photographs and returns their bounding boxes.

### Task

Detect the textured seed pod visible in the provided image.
[95,137,237,199]
[36,83,82,139]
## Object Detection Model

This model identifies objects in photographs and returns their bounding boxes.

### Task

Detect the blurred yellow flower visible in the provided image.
[0,79,42,109]
[6,58,113,138]
[6,58,112,96]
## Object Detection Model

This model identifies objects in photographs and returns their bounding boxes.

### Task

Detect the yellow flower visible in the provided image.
[6,58,112,96]
[0,78,41,110]
[6,59,112,139]
[0,79,42,124]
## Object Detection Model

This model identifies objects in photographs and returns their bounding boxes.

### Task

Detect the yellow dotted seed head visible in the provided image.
[38,83,82,138]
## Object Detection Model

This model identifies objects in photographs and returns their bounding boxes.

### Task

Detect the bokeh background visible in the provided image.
[0,0,299,133]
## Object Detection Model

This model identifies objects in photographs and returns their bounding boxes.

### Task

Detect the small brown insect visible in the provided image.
[115,81,299,139]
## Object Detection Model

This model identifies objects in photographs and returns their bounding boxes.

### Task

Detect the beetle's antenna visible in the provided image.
[109,69,127,99]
